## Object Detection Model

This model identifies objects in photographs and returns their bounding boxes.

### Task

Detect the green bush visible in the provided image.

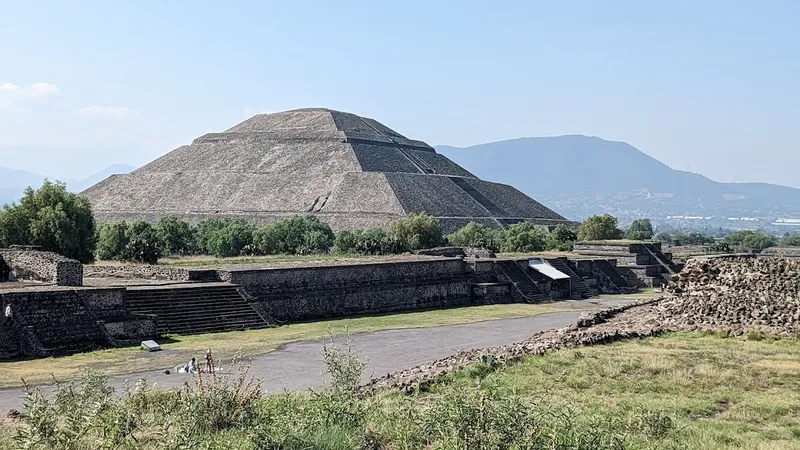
[388,212,442,251]
[333,228,402,255]
[253,216,334,255]
[546,224,578,251]
[202,219,255,258]
[0,181,96,262]
[122,221,161,264]
[95,221,129,261]
[500,222,547,253]
[155,215,196,256]
[577,214,624,241]
[446,221,504,251]
[723,230,777,252]
[781,234,800,247]
[626,219,654,241]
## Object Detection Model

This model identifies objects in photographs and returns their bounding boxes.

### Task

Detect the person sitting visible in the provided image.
[187,357,198,374]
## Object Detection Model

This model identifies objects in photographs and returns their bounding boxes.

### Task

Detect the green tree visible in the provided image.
[204,219,255,257]
[500,222,547,253]
[781,234,800,247]
[388,213,443,251]
[122,221,161,264]
[546,224,578,251]
[577,214,624,241]
[626,219,654,241]
[446,222,504,251]
[253,216,334,255]
[0,181,96,262]
[723,230,776,252]
[96,221,130,260]
[155,216,196,256]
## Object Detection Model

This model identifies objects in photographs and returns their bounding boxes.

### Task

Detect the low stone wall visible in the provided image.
[0,249,83,286]
[226,259,473,322]
[84,265,191,281]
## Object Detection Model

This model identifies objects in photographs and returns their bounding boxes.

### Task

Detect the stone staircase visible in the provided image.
[399,148,437,174]
[125,283,267,335]
[495,261,549,303]
[448,177,508,217]
[593,259,630,291]
[643,243,681,275]
[546,258,593,298]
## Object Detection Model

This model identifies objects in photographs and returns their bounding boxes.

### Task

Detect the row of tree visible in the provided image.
[2,182,798,263]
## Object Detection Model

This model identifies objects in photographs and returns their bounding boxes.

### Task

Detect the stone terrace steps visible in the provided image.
[593,259,630,289]
[546,259,593,299]
[495,261,549,302]
[125,284,267,335]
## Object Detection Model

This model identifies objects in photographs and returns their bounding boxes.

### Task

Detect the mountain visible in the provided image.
[437,135,800,228]
[0,164,135,206]
[70,164,135,193]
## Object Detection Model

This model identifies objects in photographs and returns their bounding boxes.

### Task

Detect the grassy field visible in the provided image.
[437,332,800,449]
[0,302,578,388]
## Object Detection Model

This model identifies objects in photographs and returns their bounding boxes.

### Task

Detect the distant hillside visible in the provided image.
[0,164,135,206]
[437,136,800,226]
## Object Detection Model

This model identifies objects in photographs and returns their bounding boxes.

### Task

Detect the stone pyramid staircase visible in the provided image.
[495,260,549,302]
[124,283,267,335]
[546,258,593,298]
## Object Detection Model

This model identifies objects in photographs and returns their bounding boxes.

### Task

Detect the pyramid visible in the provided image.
[83,108,572,232]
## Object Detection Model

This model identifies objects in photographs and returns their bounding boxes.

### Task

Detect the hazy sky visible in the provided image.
[1,1,798,186]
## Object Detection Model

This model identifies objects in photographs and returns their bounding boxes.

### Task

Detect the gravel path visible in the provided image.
[0,298,635,413]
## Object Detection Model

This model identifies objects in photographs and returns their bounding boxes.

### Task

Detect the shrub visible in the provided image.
[447,222,504,251]
[781,234,800,247]
[122,221,161,264]
[0,181,96,262]
[626,219,654,241]
[254,216,334,255]
[500,222,547,253]
[578,214,624,241]
[546,224,578,251]
[333,228,401,255]
[388,212,442,251]
[203,219,255,258]
[723,230,777,252]
[155,215,196,256]
[95,221,129,261]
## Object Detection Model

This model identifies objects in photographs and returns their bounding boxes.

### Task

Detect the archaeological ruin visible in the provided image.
[0,245,655,360]
[82,108,574,232]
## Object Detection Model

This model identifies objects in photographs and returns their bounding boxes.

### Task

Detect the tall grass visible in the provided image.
[8,338,675,450]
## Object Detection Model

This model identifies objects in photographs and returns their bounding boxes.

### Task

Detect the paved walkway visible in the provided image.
[0,298,635,412]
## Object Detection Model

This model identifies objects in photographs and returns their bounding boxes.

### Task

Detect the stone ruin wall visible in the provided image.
[0,287,156,359]
[224,259,474,322]
[0,249,83,286]
[83,265,219,282]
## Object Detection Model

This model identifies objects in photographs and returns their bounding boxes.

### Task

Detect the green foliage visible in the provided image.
[95,221,129,261]
[199,219,255,258]
[446,221,504,251]
[500,222,547,253]
[626,219,654,241]
[333,228,401,255]
[673,232,715,245]
[704,242,731,253]
[723,230,777,252]
[546,224,578,251]
[96,221,161,263]
[122,221,161,264]
[253,215,335,255]
[0,181,96,262]
[781,234,800,247]
[388,212,443,251]
[577,214,624,241]
[155,215,196,256]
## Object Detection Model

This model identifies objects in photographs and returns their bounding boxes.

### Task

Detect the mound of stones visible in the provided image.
[366,257,800,394]
[657,257,800,335]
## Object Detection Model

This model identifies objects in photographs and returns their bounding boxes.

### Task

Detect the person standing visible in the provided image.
[205,349,214,374]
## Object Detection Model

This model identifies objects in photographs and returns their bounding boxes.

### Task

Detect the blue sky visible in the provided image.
[1,1,798,187]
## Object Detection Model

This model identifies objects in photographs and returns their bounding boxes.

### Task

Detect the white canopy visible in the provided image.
[528,258,570,280]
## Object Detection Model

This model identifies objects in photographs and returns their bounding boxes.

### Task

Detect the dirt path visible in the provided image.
[0,298,635,412]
